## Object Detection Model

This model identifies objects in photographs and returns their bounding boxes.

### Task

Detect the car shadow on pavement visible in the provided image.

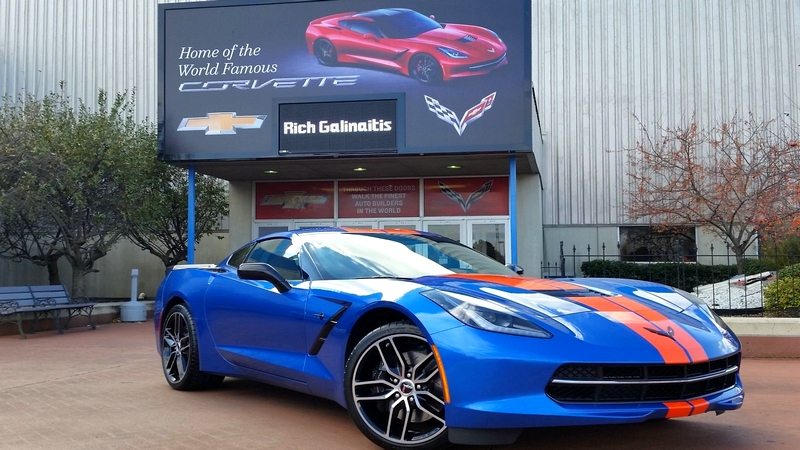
[196,379,758,450]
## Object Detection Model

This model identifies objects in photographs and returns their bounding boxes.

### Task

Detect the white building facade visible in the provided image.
[1,0,797,297]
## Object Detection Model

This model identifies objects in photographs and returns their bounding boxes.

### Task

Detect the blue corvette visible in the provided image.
[155,228,743,448]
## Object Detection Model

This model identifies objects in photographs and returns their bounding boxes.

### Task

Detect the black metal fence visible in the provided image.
[540,241,800,314]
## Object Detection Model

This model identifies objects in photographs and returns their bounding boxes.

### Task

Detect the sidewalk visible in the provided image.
[1,322,799,449]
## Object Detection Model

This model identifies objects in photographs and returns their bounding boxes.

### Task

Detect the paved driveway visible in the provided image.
[0,322,797,449]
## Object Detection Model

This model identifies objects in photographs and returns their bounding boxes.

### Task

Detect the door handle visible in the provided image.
[312,312,325,320]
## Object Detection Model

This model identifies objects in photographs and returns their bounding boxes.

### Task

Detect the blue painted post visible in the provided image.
[187,166,196,264]
[509,156,518,265]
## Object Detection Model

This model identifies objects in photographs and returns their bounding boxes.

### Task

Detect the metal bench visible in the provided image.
[0,285,96,338]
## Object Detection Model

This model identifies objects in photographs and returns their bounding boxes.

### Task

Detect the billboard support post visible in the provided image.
[509,156,518,265]
[187,166,196,264]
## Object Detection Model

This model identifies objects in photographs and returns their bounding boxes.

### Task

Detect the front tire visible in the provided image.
[160,304,224,391]
[313,38,338,66]
[409,54,443,84]
[345,322,448,449]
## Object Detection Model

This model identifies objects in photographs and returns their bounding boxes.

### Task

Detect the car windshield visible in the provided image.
[300,232,517,280]
[366,10,442,39]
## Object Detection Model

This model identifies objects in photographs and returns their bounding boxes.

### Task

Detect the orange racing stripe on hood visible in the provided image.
[442,274,707,364]
[565,296,691,364]
[441,274,580,292]
[607,296,708,363]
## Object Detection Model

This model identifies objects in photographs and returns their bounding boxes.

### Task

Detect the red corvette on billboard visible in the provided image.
[305,8,507,83]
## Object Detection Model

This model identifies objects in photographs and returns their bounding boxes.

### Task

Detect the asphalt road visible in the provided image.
[0,322,797,449]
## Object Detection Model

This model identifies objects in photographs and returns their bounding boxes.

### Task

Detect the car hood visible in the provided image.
[413,274,740,362]
[412,26,503,52]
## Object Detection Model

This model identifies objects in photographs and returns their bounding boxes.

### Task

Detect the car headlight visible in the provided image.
[436,47,468,58]
[675,289,734,335]
[422,289,551,338]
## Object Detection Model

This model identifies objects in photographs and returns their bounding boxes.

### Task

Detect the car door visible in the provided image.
[204,237,309,382]
[338,20,400,67]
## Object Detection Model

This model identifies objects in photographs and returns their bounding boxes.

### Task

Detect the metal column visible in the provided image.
[187,166,196,264]
[509,156,518,265]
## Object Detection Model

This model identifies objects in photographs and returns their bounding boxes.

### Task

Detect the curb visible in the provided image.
[722,317,800,358]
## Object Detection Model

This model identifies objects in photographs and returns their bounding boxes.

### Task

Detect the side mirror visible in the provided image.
[506,264,525,275]
[238,262,292,293]
[363,33,378,41]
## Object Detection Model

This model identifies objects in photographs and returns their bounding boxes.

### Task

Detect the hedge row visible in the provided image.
[579,259,778,292]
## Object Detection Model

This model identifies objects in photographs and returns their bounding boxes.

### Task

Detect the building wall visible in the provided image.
[535,0,799,226]
[0,234,229,298]
[1,0,191,121]
[517,174,544,277]
[0,0,227,297]
[2,0,792,292]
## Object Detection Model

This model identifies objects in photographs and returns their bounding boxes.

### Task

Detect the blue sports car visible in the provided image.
[155,228,743,448]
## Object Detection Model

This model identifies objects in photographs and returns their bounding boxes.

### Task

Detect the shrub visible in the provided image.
[777,262,800,279]
[742,258,779,275]
[579,260,737,292]
[764,277,800,310]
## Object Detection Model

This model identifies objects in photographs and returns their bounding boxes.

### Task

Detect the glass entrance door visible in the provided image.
[467,220,508,264]
[379,220,421,231]
[423,220,465,243]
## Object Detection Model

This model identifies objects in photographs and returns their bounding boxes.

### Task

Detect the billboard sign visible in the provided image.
[424,177,508,216]
[255,181,334,219]
[279,99,397,154]
[159,0,532,161]
[338,179,419,218]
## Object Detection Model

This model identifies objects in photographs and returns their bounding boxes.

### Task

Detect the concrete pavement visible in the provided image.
[0,322,798,449]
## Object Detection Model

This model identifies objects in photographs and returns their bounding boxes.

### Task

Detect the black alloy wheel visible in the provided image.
[314,39,338,66]
[160,304,224,390]
[345,322,448,449]
[409,54,443,84]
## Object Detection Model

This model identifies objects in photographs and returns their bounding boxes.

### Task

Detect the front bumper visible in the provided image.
[429,325,744,431]
[440,53,508,79]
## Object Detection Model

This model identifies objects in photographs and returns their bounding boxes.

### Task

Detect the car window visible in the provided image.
[227,243,253,268]
[301,232,517,280]
[341,19,382,37]
[245,238,304,281]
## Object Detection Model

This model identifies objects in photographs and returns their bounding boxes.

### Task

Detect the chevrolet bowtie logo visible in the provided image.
[177,112,266,135]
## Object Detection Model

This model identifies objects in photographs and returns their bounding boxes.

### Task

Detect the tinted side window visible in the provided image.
[342,20,381,37]
[245,238,304,280]
[228,243,254,268]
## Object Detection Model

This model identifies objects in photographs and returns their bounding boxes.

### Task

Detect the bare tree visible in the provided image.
[123,147,229,268]
[626,114,800,272]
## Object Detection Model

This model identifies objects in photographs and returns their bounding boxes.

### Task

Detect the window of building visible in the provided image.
[619,226,697,262]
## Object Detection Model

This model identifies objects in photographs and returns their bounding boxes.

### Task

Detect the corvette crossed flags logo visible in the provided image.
[424,92,496,136]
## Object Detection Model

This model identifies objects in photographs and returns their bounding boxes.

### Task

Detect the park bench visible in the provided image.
[0,285,96,338]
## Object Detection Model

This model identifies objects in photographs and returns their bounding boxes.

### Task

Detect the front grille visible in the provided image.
[546,353,740,403]
[468,53,507,71]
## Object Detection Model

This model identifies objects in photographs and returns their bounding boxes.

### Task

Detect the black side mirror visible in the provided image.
[506,264,525,275]
[238,262,292,293]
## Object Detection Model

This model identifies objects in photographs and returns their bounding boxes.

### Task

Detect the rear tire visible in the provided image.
[160,304,224,391]
[345,322,449,449]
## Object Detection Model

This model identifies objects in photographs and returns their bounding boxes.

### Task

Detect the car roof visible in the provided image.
[255,227,447,242]
[355,8,414,19]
